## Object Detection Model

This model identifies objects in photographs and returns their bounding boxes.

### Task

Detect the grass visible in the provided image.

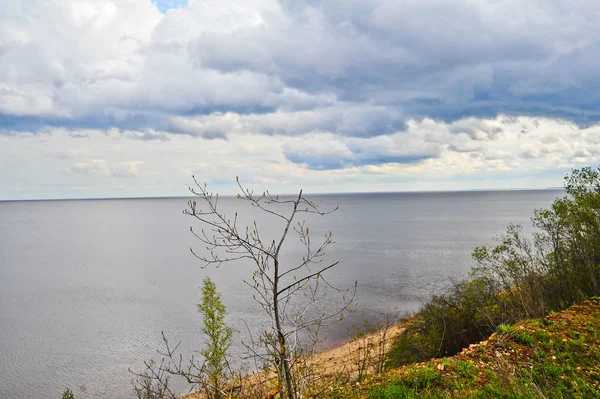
[323,298,600,398]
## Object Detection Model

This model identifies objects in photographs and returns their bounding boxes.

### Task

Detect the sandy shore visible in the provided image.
[184,321,406,398]
[310,322,404,378]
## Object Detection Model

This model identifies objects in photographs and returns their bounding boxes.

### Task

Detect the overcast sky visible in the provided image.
[1,0,599,200]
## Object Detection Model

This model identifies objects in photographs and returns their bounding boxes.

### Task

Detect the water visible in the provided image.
[0,189,563,398]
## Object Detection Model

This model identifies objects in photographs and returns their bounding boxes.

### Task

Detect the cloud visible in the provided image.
[167,105,404,138]
[3,0,600,199]
[1,115,600,200]
[282,129,442,170]
[281,115,600,172]
[66,160,142,177]
[282,133,354,170]
[2,0,600,138]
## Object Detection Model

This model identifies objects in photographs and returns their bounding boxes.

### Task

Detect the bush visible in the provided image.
[62,389,75,399]
[388,277,512,366]
[388,166,600,367]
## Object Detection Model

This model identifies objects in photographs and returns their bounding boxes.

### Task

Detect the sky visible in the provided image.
[1,0,600,200]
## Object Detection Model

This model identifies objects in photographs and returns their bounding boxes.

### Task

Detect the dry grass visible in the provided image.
[183,321,406,398]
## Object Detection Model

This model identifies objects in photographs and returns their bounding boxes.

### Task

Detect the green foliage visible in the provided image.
[197,277,234,399]
[408,366,440,390]
[497,324,515,334]
[368,383,417,399]
[388,166,600,368]
[388,277,510,366]
[61,389,75,399]
[513,330,534,346]
[332,300,600,399]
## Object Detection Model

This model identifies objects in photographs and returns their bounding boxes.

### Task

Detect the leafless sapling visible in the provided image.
[184,177,356,399]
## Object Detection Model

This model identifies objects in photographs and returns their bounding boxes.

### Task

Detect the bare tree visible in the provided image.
[348,312,396,382]
[184,177,356,399]
[131,358,176,399]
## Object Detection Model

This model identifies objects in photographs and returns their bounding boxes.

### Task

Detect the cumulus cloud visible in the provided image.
[3,0,600,199]
[1,116,600,200]
[2,0,600,136]
[167,105,404,138]
[282,116,600,172]
[282,133,354,170]
[282,131,440,170]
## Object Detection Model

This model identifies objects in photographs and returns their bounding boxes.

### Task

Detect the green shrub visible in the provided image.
[388,277,511,366]
[197,277,234,399]
[389,167,600,368]
[62,389,75,399]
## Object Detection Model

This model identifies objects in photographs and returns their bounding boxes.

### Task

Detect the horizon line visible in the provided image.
[0,186,566,203]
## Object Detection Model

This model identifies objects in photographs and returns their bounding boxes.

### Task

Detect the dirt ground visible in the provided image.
[184,321,405,398]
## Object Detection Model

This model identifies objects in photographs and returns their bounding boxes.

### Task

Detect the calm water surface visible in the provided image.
[0,190,563,398]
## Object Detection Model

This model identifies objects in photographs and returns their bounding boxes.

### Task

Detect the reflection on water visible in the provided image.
[0,190,562,398]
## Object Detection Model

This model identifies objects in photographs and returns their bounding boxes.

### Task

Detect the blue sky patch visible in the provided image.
[152,0,188,13]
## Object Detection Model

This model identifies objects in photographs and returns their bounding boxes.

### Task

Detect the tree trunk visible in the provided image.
[273,257,295,399]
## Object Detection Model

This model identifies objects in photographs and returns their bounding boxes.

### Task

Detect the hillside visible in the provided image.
[325,298,600,398]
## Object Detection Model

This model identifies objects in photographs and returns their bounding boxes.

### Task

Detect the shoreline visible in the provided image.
[184,319,407,398]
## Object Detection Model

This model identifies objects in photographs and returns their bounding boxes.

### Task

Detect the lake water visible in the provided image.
[0,189,563,398]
